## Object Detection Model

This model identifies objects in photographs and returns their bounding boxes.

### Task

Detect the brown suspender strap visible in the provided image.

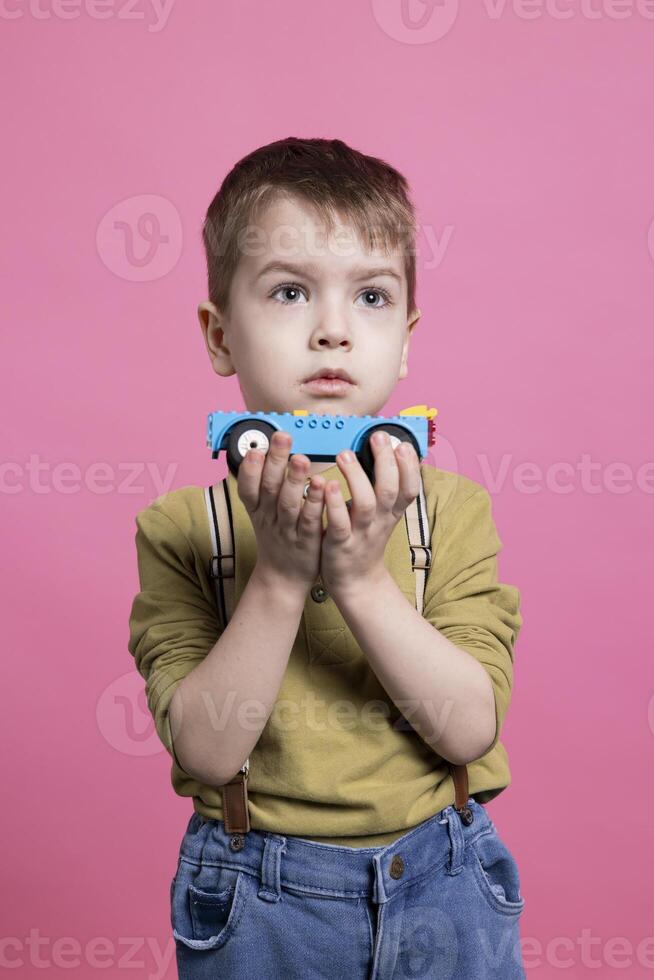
[205,470,471,834]
[221,769,251,834]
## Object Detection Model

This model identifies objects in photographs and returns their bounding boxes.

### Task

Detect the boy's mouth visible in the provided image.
[303,367,354,384]
[302,368,355,397]
[302,377,354,396]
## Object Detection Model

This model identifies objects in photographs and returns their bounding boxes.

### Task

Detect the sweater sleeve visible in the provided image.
[127,500,221,771]
[421,487,523,758]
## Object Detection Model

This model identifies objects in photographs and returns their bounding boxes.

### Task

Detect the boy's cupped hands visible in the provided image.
[237,429,421,601]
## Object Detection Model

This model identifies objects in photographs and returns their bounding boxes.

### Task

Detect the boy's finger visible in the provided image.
[372,436,400,512]
[276,453,310,528]
[323,481,351,539]
[335,450,375,518]
[237,449,265,510]
[258,432,292,513]
[395,444,421,508]
[298,477,326,527]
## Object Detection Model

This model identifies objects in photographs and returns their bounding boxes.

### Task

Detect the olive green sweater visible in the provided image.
[127,462,523,848]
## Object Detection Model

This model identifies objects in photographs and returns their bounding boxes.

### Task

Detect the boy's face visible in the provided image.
[199,194,420,471]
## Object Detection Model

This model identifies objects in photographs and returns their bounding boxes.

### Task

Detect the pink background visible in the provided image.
[2,2,653,977]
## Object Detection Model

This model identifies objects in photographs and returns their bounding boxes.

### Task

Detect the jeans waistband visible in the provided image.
[177,798,492,904]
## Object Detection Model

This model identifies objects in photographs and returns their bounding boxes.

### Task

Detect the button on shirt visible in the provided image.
[127,462,523,849]
[310,582,329,602]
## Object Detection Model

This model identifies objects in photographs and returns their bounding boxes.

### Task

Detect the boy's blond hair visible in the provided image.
[201,136,418,318]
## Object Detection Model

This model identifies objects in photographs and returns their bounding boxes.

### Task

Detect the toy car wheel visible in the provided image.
[358,424,420,486]
[226,420,277,477]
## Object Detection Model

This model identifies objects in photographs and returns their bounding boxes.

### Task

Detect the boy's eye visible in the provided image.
[269,283,393,308]
[270,284,308,305]
[356,288,392,309]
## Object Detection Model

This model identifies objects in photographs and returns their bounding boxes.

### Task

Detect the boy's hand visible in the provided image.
[237,431,326,595]
[319,432,421,597]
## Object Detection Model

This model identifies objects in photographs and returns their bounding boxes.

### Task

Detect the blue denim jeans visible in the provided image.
[170,797,526,979]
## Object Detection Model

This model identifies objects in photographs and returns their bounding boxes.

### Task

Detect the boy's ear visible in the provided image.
[398,308,421,380]
[197,300,237,378]
[407,307,421,334]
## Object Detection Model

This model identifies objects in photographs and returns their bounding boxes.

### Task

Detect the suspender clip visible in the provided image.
[209,553,235,579]
[409,544,431,571]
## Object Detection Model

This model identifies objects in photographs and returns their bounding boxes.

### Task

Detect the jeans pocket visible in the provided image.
[468,827,525,916]
[171,860,249,951]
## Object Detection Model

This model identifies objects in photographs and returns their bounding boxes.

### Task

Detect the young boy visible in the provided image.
[128,137,526,978]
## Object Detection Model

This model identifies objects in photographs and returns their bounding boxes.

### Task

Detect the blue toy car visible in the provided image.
[207,405,438,486]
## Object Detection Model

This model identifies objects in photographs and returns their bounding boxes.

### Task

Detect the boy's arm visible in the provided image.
[169,565,306,785]
[328,487,523,766]
[421,486,523,759]
[127,500,307,786]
